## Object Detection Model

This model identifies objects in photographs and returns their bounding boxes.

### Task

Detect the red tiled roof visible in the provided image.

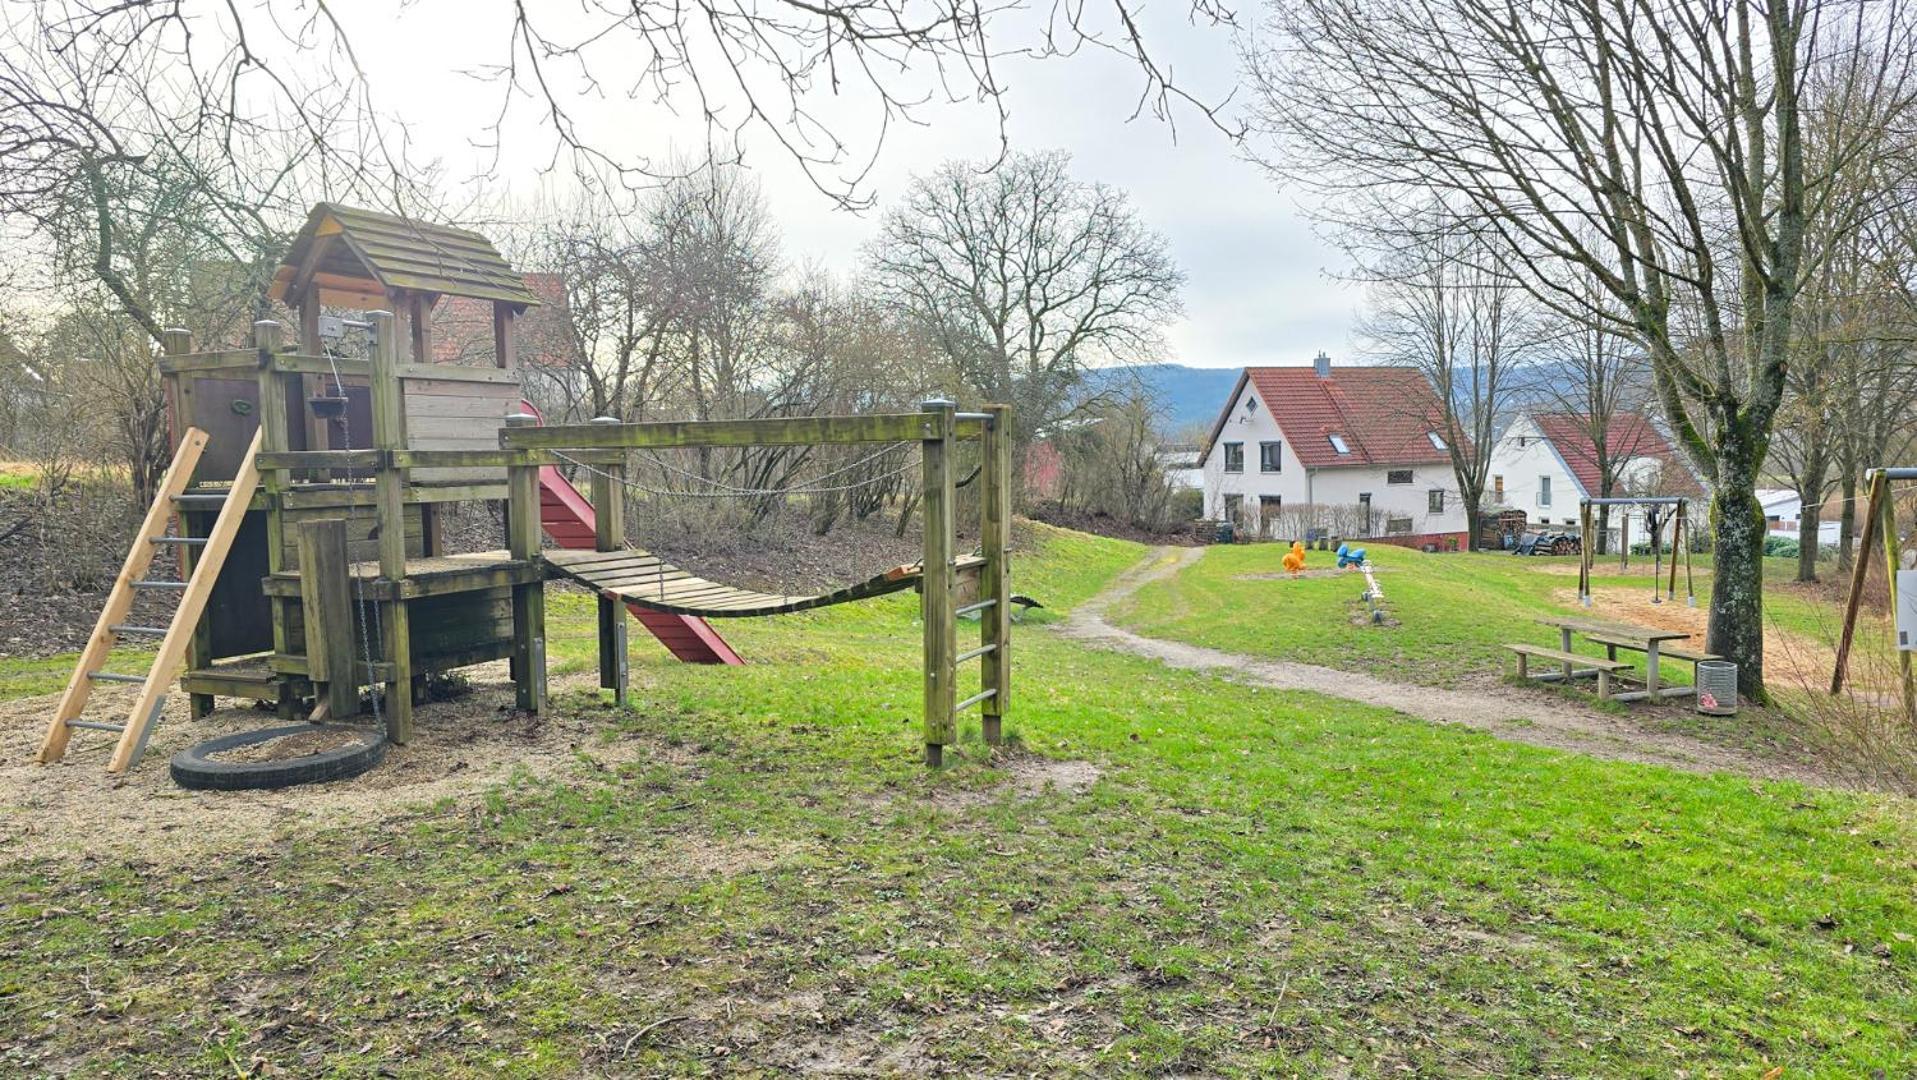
[1207,366,1458,468]
[1531,412,1702,497]
[430,272,579,368]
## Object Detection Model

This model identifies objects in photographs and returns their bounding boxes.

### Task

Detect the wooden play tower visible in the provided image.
[40,203,1013,773]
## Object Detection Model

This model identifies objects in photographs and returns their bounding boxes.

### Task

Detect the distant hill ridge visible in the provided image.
[1084,363,1243,437]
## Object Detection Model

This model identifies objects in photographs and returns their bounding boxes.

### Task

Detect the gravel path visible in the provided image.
[1057,546,1855,789]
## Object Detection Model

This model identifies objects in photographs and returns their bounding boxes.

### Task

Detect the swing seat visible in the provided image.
[542,547,986,618]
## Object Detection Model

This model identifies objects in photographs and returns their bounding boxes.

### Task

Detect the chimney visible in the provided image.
[1314,350,1331,378]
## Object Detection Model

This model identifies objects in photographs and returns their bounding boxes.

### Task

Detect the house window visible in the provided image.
[1358,492,1372,533]
[1259,495,1282,536]
[1427,431,1448,450]
[1387,516,1414,535]
[1259,441,1283,472]
[1428,489,1445,514]
[1493,474,1505,502]
[1223,442,1244,473]
[1328,434,1351,455]
[1224,494,1244,521]
[1538,476,1552,507]
[1387,469,1412,485]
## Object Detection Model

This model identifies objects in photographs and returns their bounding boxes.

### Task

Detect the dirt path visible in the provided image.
[1058,547,1856,790]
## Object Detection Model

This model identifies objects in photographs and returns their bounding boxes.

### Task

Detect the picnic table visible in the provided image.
[1535,615,1700,702]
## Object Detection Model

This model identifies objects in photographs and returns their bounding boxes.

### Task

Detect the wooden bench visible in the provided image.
[1585,634,1720,665]
[1504,644,1632,699]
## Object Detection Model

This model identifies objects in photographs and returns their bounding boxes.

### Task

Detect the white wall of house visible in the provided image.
[1201,375,1468,537]
[1488,415,1675,547]
[1201,379,1309,527]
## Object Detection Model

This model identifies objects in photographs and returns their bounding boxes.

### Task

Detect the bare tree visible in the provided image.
[1358,214,1534,549]
[868,150,1184,469]
[5,0,1236,220]
[1533,263,1655,555]
[1246,0,1917,697]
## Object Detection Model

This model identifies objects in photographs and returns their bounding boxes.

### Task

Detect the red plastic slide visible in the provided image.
[522,403,744,665]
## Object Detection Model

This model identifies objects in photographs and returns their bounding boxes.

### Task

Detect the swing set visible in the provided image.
[1576,496,1695,608]
[1830,467,1916,726]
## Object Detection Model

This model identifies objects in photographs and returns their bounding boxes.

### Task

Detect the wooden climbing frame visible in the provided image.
[501,400,1016,767]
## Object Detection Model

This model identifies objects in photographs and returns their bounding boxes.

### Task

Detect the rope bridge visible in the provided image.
[542,547,986,618]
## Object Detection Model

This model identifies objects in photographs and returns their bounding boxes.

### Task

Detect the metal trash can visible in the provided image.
[1696,661,1738,716]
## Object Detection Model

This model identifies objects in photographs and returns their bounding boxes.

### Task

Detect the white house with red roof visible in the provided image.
[1489,411,1704,548]
[1199,354,1470,546]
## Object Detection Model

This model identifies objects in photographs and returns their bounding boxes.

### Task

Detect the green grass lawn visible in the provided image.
[3,526,1914,1075]
[1109,542,1894,694]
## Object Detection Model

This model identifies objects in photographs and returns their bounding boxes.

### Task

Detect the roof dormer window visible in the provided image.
[1328,434,1351,455]
[1428,431,1448,450]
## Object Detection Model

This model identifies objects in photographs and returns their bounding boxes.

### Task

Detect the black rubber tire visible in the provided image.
[170,724,387,791]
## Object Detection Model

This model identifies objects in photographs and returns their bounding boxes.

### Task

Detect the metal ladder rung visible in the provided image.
[132,580,188,590]
[151,536,207,546]
[109,624,169,636]
[955,688,997,714]
[955,599,996,617]
[956,643,996,664]
[66,719,126,733]
[87,672,147,684]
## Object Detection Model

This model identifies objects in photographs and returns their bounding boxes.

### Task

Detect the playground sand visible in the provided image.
[0,664,673,865]
[1551,586,1862,692]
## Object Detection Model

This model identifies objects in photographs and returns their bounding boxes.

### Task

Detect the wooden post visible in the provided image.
[493,302,517,369]
[980,404,1012,746]
[1578,501,1592,607]
[297,518,359,720]
[161,328,217,719]
[920,400,957,766]
[506,413,547,713]
[590,416,629,706]
[1668,502,1683,603]
[1882,478,1916,726]
[369,311,414,742]
[253,319,297,712]
[1619,511,1629,572]
[1833,471,1886,694]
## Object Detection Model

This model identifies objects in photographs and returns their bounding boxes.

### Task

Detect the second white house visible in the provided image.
[1199,354,1471,548]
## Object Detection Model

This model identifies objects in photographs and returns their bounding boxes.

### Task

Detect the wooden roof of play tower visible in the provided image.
[268,203,543,310]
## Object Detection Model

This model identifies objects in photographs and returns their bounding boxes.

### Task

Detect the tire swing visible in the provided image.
[169,724,387,791]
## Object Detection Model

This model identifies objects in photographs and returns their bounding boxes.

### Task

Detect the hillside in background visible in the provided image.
[1086,363,1242,437]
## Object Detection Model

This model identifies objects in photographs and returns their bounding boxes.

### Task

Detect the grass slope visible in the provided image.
[2,525,1913,1075]
[1110,543,1890,691]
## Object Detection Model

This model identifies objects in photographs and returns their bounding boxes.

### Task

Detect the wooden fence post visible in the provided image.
[369,311,414,742]
[920,399,957,766]
[590,416,629,706]
[298,518,359,720]
[506,412,547,713]
[980,403,1012,746]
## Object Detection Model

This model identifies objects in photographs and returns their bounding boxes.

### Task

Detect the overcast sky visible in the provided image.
[328,0,1361,370]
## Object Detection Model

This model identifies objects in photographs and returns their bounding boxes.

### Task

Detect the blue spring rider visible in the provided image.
[1335,542,1367,568]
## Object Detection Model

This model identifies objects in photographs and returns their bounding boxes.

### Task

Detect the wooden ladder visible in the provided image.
[38,428,264,772]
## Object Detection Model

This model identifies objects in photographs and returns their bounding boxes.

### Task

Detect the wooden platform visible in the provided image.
[261,550,540,600]
[543,548,985,618]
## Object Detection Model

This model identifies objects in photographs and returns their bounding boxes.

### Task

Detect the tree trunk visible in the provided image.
[1795,503,1821,582]
[1707,458,1769,701]
[1836,471,1857,574]
[1464,502,1483,551]
[1596,503,1612,556]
